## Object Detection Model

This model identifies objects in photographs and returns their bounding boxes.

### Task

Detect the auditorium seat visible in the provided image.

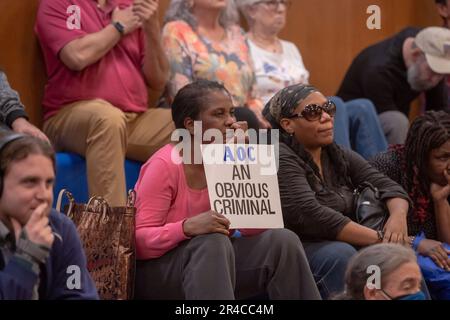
[53,152,142,207]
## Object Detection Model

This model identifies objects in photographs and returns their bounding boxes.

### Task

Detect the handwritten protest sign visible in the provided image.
[201,144,284,229]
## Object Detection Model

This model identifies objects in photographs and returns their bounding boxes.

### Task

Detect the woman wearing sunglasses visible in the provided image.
[263,84,411,299]
[236,0,387,159]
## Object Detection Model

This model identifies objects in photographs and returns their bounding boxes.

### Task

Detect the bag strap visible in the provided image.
[55,189,75,214]
[127,189,136,209]
[86,195,110,222]
[353,182,379,197]
[86,195,109,209]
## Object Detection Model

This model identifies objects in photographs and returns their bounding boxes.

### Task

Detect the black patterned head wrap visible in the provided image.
[262,84,318,130]
[262,84,350,187]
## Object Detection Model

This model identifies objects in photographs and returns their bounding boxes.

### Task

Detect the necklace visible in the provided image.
[249,33,281,54]
[199,26,227,44]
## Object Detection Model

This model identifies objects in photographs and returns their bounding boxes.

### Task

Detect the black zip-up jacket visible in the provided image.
[277,142,410,241]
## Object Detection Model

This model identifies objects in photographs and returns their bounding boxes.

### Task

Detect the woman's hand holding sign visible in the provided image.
[226,121,249,144]
[183,210,231,237]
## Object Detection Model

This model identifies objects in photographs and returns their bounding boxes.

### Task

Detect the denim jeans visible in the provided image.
[330,97,388,160]
[303,240,357,300]
[378,110,409,145]
[304,240,432,300]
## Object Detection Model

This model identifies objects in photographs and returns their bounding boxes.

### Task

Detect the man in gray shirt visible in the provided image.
[0,71,47,141]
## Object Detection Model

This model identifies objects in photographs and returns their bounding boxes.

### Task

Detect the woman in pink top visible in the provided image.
[134,80,320,300]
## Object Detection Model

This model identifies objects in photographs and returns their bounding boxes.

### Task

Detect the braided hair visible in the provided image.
[400,110,450,223]
[281,134,350,187]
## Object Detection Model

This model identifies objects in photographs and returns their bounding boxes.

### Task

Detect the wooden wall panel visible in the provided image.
[0,0,444,127]
[0,0,46,127]
[278,0,442,96]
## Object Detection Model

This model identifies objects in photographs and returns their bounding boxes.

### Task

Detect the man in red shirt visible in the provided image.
[35,0,173,206]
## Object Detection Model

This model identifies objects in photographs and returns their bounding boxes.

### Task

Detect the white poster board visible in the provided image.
[201,144,284,229]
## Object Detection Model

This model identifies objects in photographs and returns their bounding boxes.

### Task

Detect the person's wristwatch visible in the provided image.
[112,21,125,36]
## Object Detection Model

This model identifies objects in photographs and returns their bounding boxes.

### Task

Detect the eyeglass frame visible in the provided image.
[254,0,292,10]
[286,100,337,122]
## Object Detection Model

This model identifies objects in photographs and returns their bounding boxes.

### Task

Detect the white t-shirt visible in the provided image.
[248,38,310,105]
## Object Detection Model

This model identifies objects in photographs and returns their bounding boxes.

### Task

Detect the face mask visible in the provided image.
[381,289,427,300]
[393,291,427,301]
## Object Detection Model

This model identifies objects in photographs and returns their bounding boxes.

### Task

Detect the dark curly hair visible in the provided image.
[282,135,351,187]
[396,110,450,223]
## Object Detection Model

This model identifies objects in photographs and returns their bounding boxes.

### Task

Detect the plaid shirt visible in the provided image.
[0,220,15,269]
[0,71,28,127]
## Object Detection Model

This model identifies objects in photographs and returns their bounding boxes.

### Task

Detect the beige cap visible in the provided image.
[415,27,450,74]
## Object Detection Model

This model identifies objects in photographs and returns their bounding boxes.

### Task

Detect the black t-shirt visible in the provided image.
[337,27,448,115]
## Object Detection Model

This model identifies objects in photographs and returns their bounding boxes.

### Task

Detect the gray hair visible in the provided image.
[165,0,240,29]
[338,244,418,300]
[236,0,261,5]
[235,0,268,27]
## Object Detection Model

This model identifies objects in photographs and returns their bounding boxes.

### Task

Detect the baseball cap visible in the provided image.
[415,27,450,74]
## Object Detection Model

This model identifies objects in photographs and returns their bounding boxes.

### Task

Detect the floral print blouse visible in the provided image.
[159,20,262,111]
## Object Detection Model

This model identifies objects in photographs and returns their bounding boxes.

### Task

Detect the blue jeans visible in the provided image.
[330,97,388,160]
[303,241,357,300]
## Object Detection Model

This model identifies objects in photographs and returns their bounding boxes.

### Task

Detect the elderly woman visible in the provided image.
[237,0,387,159]
[371,111,450,300]
[134,80,321,300]
[263,84,410,299]
[337,244,426,300]
[160,0,269,129]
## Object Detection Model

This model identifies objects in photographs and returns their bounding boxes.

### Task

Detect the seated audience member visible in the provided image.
[35,0,174,206]
[336,244,426,300]
[237,0,387,159]
[0,71,47,141]
[263,84,411,299]
[337,27,450,145]
[134,80,321,300]
[371,111,450,300]
[435,0,450,108]
[0,133,98,299]
[160,0,268,129]
[436,0,450,28]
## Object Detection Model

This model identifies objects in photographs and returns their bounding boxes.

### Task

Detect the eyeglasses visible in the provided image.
[257,0,292,10]
[287,100,337,122]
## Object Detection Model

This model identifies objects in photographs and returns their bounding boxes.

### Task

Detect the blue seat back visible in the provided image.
[53,152,142,208]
